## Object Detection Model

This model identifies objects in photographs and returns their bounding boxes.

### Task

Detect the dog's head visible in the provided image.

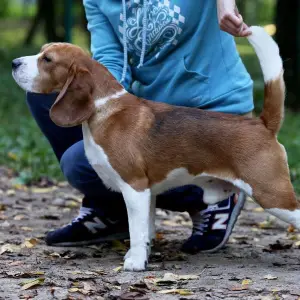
[12,43,96,127]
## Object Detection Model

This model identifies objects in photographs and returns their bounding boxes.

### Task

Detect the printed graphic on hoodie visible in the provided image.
[119,0,185,63]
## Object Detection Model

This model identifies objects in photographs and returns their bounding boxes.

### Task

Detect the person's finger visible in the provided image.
[221,22,251,37]
[220,20,242,36]
[239,25,252,37]
[226,12,243,27]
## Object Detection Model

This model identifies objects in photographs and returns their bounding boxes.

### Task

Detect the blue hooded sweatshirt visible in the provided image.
[83,0,253,114]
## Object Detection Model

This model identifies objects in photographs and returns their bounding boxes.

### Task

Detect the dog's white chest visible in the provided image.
[82,123,122,192]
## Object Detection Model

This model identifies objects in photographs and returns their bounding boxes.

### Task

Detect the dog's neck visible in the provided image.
[90,60,130,108]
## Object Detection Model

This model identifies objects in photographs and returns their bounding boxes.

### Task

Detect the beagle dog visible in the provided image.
[12,26,300,271]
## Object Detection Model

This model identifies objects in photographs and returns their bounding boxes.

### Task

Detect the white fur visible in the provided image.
[266,208,300,229]
[12,54,40,92]
[247,26,283,82]
[151,168,251,204]
[82,122,122,192]
[95,89,127,107]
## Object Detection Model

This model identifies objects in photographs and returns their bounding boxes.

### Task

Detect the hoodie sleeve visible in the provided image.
[83,0,132,90]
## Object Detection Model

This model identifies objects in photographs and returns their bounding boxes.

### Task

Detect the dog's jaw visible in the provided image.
[12,54,40,92]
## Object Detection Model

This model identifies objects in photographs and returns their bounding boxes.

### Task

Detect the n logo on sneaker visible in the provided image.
[212,213,229,230]
[84,217,106,234]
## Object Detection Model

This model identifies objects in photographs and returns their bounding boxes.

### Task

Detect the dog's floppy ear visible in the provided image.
[50,67,95,127]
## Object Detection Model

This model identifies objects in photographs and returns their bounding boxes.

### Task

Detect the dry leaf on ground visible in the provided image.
[21,277,45,290]
[158,289,193,295]
[0,243,21,255]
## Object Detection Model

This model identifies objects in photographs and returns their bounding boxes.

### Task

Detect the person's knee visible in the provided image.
[60,141,97,192]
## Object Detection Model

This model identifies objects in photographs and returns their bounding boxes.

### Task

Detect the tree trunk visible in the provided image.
[275,0,300,111]
[24,0,64,45]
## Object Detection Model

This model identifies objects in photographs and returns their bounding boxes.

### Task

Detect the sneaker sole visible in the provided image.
[47,232,129,247]
[201,192,246,253]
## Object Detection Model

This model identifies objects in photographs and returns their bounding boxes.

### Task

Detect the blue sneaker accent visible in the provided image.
[45,207,129,247]
[182,193,246,253]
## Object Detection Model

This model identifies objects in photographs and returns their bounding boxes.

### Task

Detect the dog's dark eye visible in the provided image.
[43,56,52,63]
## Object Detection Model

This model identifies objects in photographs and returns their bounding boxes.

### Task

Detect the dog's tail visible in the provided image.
[247,26,285,135]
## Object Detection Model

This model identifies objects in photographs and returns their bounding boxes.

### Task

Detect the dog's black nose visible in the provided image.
[12,59,22,70]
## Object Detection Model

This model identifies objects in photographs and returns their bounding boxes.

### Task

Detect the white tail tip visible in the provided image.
[247,26,283,83]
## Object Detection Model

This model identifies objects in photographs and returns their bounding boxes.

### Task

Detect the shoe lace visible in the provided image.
[192,205,219,235]
[72,207,94,223]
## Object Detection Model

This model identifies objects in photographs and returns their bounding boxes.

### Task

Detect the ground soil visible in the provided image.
[0,167,300,300]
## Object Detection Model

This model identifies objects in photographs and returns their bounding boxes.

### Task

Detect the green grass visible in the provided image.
[1,22,300,193]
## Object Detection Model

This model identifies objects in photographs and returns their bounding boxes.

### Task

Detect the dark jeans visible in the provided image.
[26,92,205,218]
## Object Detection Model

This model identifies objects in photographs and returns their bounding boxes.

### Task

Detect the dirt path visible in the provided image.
[1,167,300,300]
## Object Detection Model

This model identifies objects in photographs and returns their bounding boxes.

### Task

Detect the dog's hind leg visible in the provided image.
[253,181,300,228]
[243,144,300,229]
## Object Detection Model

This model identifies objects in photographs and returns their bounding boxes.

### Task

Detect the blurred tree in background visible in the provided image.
[275,0,300,111]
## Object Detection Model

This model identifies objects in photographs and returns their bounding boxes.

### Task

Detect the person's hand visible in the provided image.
[217,0,251,37]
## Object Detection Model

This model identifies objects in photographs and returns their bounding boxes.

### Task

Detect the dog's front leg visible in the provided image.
[121,186,151,271]
[149,195,156,242]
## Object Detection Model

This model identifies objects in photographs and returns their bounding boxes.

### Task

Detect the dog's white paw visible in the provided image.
[123,247,148,272]
[124,256,147,271]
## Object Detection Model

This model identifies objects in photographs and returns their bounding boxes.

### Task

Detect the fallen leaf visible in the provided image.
[13,184,27,191]
[111,240,127,252]
[21,277,45,290]
[6,189,16,196]
[30,187,57,194]
[253,207,264,212]
[251,227,259,232]
[295,241,300,248]
[0,204,6,211]
[81,282,96,295]
[242,279,252,285]
[158,289,193,295]
[263,274,278,280]
[261,296,274,300]
[20,227,33,232]
[30,271,45,276]
[113,266,122,273]
[58,181,69,187]
[62,193,82,202]
[21,238,39,249]
[68,287,80,293]
[259,219,274,229]
[288,225,295,233]
[14,214,27,221]
[162,220,180,227]
[49,252,61,258]
[154,273,199,286]
[156,233,164,240]
[67,270,82,275]
[177,274,199,280]
[0,244,21,255]
[234,235,248,240]
[65,200,79,208]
